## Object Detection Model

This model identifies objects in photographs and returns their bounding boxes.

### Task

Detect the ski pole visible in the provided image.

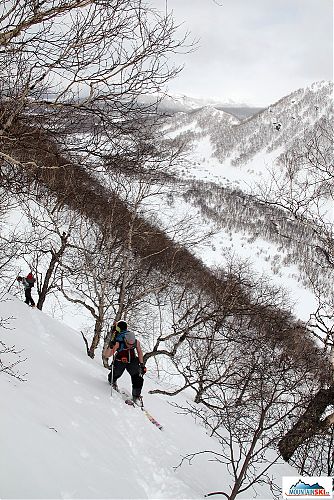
[110,352,115,397]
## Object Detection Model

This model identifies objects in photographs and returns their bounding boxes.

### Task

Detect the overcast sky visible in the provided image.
[153,0,333,106]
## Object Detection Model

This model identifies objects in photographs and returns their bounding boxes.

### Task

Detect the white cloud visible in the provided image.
[153,0,333,105]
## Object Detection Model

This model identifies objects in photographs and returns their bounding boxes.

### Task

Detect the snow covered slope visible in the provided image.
[1,295,296,499]
[147,81,332,326]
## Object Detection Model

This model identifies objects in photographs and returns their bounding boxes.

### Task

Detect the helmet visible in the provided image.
[116,320,127,333]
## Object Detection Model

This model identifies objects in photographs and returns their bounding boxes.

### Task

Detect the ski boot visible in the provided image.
[132,395,143,407]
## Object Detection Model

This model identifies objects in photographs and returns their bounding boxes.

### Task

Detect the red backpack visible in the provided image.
[26,273,36,287]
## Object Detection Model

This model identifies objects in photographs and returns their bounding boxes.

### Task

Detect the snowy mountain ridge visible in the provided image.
[137,92,251,114]
[165,80,332,173]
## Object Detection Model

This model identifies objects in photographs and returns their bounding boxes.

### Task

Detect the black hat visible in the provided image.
[116,320,127,332]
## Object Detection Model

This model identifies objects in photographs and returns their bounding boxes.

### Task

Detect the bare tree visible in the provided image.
[59,219,126,358]
[13,195,80,310]
[289,428,334,477]
[0,231,24,291]
[173,326,322,500]
[59,170,184,359]
[0,338,26,381]
[0,0,190,178]
[0,306,26,381]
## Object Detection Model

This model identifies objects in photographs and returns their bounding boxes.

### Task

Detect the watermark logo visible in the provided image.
[282,477,333,499]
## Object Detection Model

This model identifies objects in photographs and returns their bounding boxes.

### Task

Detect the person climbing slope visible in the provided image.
[103,320,146,405]
[17,273,36,307]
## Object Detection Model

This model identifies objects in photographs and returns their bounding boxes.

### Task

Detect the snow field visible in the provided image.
[1,295,229,499]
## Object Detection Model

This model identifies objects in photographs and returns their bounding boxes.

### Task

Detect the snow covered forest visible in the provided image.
[0,1,333,499]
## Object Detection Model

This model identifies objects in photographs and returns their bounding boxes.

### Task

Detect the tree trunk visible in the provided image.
[88,317,103,358]
[278,385,334,461]
[37,232,69,310]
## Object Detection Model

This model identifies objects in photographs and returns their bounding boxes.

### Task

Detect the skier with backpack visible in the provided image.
[104,320,147,405]
[17,272,36,307]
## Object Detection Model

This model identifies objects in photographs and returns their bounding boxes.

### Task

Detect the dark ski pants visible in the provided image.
[25,287,35,307]
[108,357,143,397]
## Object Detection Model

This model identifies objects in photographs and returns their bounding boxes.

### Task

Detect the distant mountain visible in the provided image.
[213,80,333,166]
[217,106,265,120]
[158,94,248,111]
[164,80,333,167]
[163,103,240,144]
[136,92,262,118]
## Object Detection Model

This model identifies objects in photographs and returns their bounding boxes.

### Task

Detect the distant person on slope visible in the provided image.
[104,320,146,404]
[17,273,36,307]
